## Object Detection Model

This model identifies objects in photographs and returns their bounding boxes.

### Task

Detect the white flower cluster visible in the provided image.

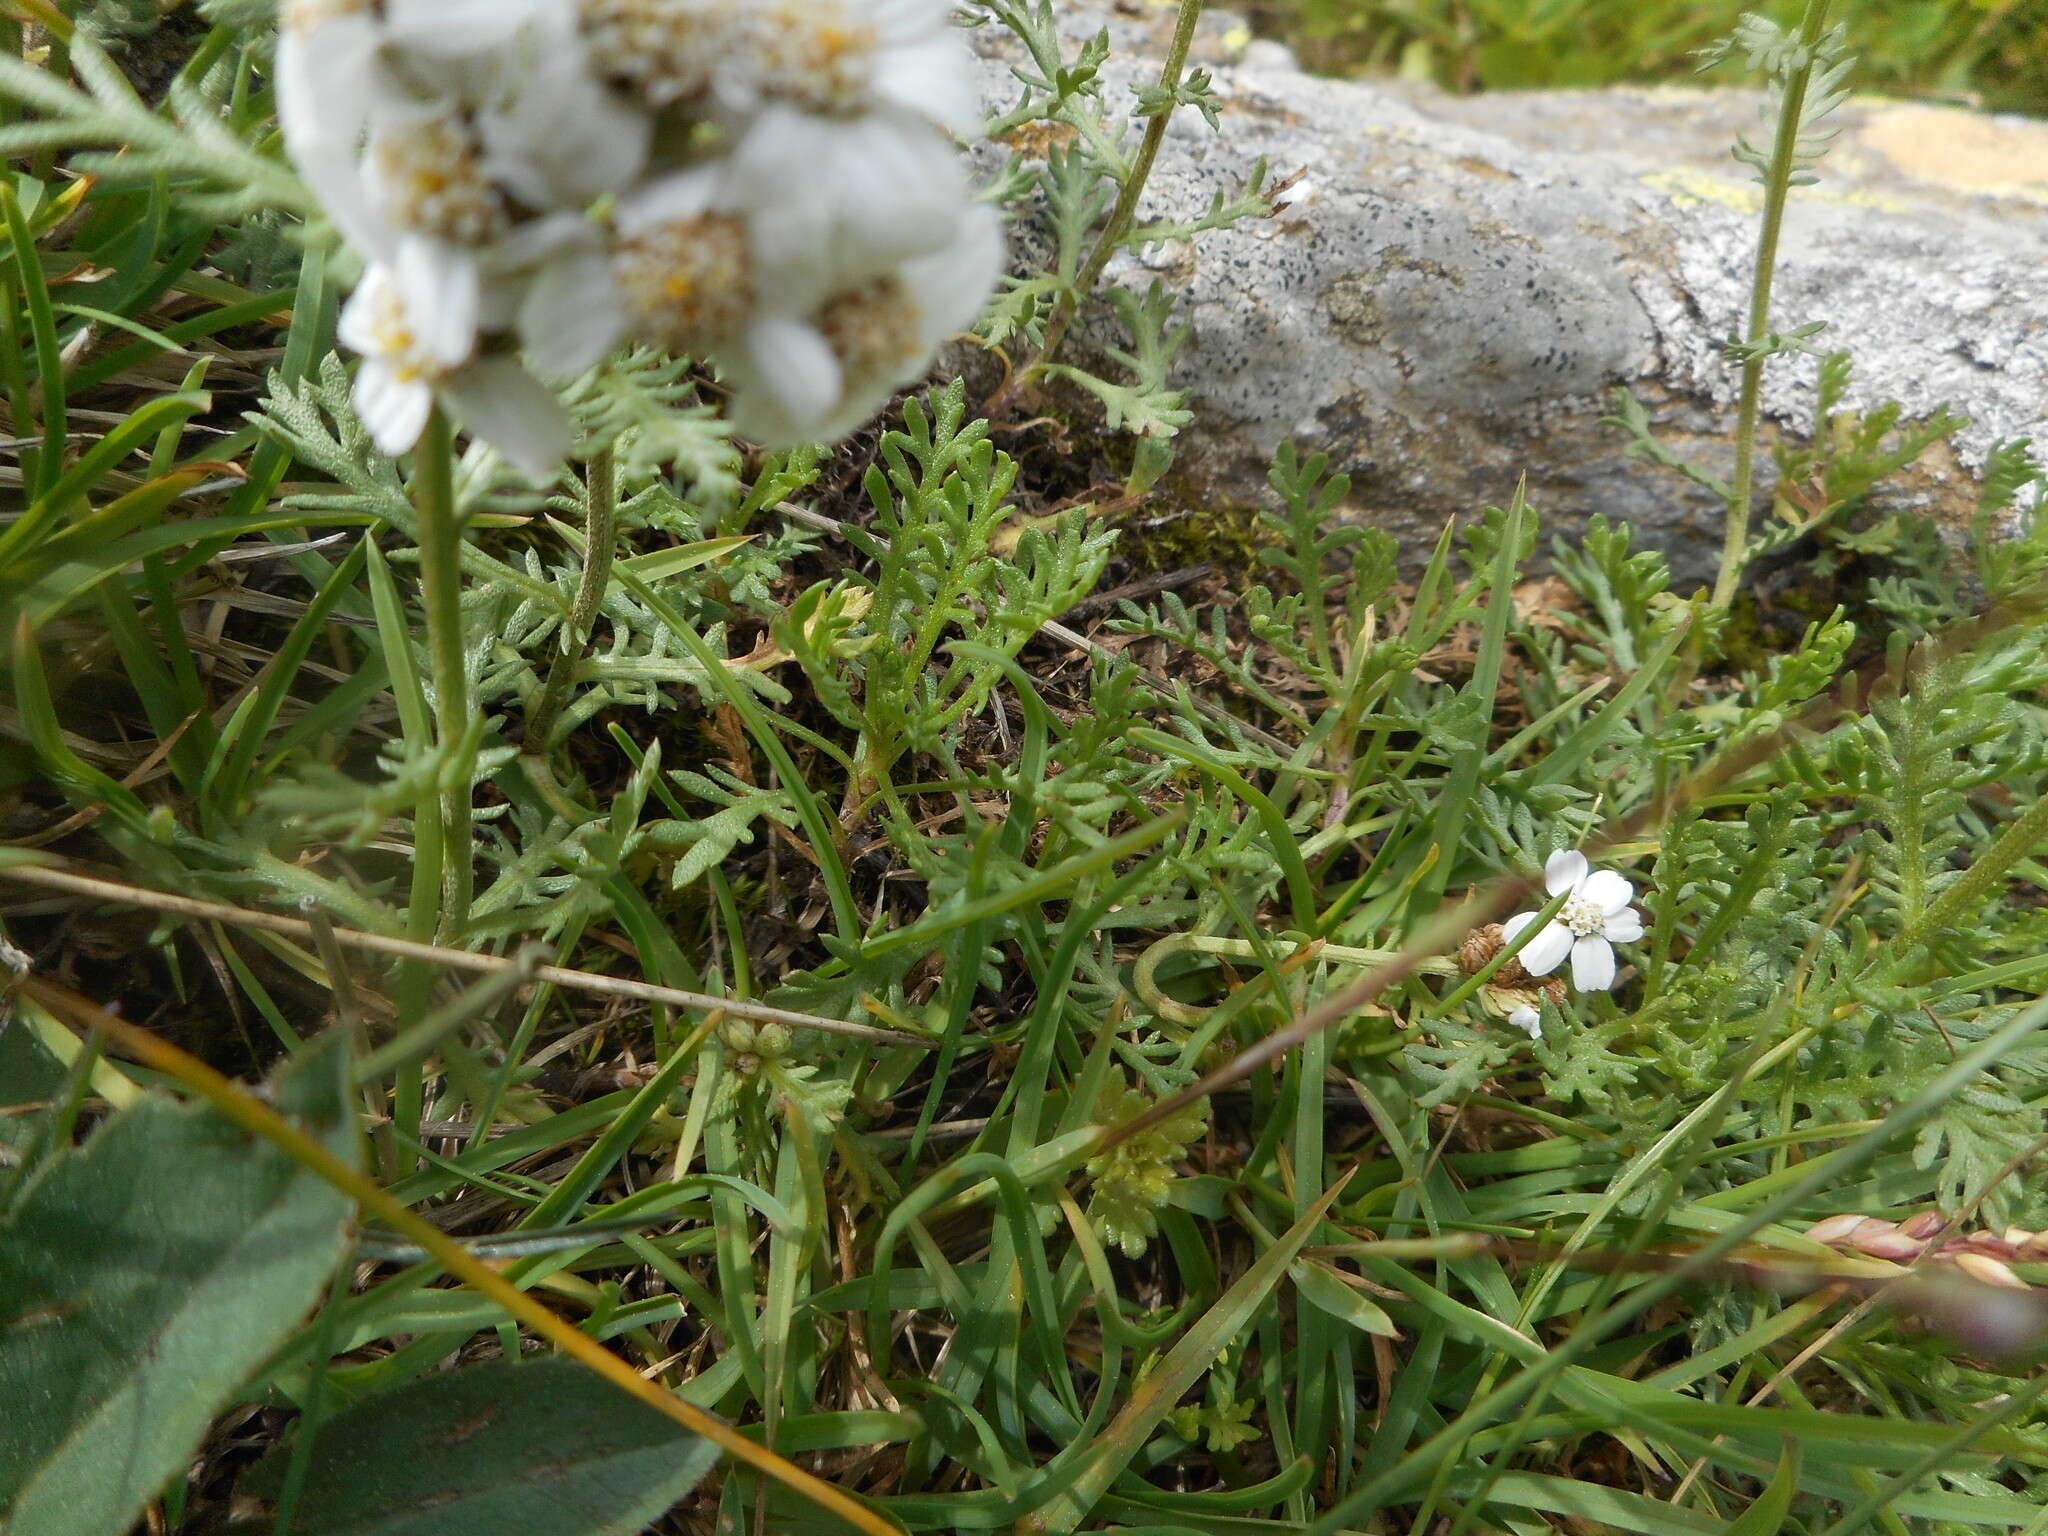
[276,0,1003,479]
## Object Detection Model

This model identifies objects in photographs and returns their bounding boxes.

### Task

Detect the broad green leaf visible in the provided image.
[247,1358,720,1536]
[0,1034,355,1536]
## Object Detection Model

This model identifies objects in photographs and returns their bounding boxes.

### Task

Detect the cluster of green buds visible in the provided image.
[717,1017,792,1078]
[1085,1076,1208,1260]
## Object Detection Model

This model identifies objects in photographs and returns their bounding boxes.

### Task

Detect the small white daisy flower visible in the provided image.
[364,101,510,248]
[1502,850,1646,994]
[338,264,570,481]
[610,165,759,356]
[1508,1005,1543,1041]
[338,263,462,458]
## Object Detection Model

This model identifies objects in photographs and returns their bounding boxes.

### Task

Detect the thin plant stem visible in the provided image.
[988,0,1205,415]
[1711,0,1837,611]
[526,446,616,753]
[23,975,903,1536]
[409,408,472,941]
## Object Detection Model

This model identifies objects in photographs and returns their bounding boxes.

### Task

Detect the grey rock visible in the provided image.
[970,4,2048,581]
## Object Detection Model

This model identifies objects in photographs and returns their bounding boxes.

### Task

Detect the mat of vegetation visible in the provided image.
[1253,0,2048,112]
[2,4,2047,1536]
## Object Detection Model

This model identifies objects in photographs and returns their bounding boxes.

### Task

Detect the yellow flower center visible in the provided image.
[373,115,505,246]
[1559,895,1605,939]
[818,277,923,384]
[614,212,753,353]
[757,3,877,111]
[578,0,738,109]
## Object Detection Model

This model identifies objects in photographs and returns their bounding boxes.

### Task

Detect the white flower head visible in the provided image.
[1502,850,1646,994]
[611,166,758,356]
[277,0,993,460]
[1507,1004,1543,1041]
[364,101,509,247]
[338,263,570,482]
[277,0,572,243]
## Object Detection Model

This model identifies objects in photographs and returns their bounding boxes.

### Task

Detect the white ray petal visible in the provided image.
[352,357,432,457]
[1519,921,1572,978]
[1570,936,1617,993]
[443,356,572,484]
[1579,869,1634,916]
[1544,849,1588,895]
[518,238,627,377]
[1602,910,1645,944]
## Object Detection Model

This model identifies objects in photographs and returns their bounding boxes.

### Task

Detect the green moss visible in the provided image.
[1116,492,1281,586]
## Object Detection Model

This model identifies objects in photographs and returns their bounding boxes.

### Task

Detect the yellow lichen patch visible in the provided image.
[1638,169,1761,213]
[1638,165,1912,217]
[1861,103,2048,205]
[999,120,1079,160]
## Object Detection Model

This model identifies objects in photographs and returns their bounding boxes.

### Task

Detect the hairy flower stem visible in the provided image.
[410,408,472,942]
[987,0,1205,417]
[526,447,616,754]
[1711,0,1836,611]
